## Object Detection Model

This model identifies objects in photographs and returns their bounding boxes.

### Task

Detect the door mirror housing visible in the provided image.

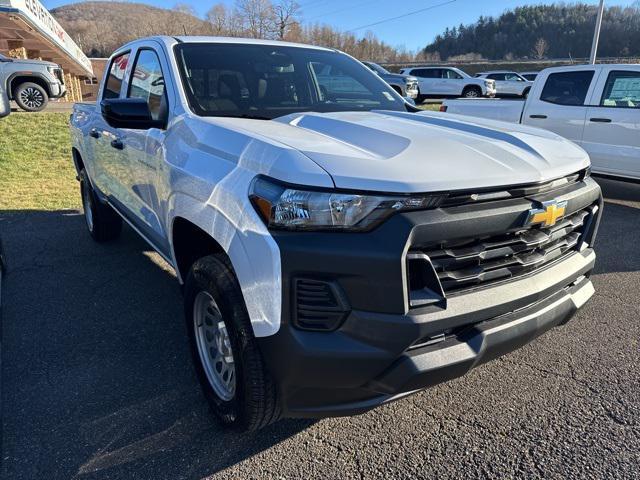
[403,96,416,106]
[101,98,164,129]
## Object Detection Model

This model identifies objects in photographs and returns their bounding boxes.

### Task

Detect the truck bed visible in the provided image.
[442,98,525,123]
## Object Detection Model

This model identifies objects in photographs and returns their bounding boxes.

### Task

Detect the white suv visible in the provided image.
[399,66,495,100]
[475,71,533,97]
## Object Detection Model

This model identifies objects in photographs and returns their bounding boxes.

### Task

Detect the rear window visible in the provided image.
[103,52,130,99]
[600,70,640,108]
[540,71,594,106]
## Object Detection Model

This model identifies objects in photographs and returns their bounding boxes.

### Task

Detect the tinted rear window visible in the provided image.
[540,71,594,106]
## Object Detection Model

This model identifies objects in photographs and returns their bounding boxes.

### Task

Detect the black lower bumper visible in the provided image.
[258,248,596,418]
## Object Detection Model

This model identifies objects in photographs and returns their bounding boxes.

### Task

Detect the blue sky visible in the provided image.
[43,0,639,51]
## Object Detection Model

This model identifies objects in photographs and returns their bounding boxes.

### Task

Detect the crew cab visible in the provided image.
[399,66,496,100]
[70,37,602,431]
[442,64,640,181]
[475,71,533,97]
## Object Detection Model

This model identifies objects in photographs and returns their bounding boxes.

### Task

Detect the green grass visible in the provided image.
[417,103,441,111]
[0,112,80,211]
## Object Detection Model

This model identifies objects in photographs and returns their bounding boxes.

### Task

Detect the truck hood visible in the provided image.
[382,73,416,82]
[2,58,58,68]
[216,110,590,193]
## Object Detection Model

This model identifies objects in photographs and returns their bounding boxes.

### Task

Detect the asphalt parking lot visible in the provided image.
[1,177,638,479]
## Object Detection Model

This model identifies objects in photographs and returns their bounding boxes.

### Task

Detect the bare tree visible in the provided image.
[274,0,300,40]
[235,0,275,38]
[173,3,197,16]
[206,3,228,35]
[532,37,549,60]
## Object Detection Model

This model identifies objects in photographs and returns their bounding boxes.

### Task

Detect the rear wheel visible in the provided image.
[14,82,48,112]
[462,86,482,98]
[184,254,280,431]
[79,169,122,242]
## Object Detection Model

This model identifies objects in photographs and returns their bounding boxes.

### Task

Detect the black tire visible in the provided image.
[391,85,402,96]
[184,254,280,431]
[415,94,425,104]
[79,169,122,242]
[13,82,48,112]
[462,86,482,98]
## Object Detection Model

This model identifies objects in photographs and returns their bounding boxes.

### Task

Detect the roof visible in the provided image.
[118,35,335,53]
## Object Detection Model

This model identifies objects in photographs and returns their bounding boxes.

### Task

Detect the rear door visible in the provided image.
[90,51,132,199]
[412,68,440,95]
[523,69,597,144]
[582,68,640,179]
[487,73,508,95]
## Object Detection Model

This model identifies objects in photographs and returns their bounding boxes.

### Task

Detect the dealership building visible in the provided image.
[0,0,93,102]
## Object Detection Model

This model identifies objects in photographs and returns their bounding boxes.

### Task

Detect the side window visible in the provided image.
[103,52,130,99]
[540,71,594,106]
[127,49,167,121]
[488,73,506,81]
[444,69,462,79]
[600,70,640,108]
[505,73,523,82]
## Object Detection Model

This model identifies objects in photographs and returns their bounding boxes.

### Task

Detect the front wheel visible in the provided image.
[462,86,482,98]
[14,82,48,112]
[184,255,280,431]
[79,169,122,242]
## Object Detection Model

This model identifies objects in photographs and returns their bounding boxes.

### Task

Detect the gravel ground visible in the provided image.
[1,177,638,479]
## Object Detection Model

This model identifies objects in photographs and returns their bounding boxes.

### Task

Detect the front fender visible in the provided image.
[167,189,282,338]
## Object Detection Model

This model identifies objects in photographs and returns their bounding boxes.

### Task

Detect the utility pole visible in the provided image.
[589,0,605,64]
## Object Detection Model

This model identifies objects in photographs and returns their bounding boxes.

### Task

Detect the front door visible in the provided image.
[119,47,172,257]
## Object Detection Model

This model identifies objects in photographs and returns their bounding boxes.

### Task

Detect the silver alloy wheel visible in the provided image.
[81,182,94,231]
[19,87,44,109]
[193,291,236,401]
[465,89,479,97]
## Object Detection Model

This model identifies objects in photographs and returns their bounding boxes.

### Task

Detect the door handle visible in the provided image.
[110,138,124,150]
[529,114,547,119]
[89,128,100,139]
[589,117,612,123]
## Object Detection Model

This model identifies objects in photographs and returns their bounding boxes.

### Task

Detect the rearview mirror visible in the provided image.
[101,98,164,129]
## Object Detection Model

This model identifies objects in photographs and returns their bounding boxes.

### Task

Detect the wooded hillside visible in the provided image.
[423,4,640,61]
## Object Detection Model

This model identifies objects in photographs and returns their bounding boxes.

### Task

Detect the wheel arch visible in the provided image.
[7,73,51,98]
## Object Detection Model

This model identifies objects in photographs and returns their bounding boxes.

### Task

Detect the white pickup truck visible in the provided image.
[443,64,640,180]
[70,36,602,431]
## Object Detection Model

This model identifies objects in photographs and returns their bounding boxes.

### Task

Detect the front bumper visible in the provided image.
[260,177,602,418]
[50,82,66,99]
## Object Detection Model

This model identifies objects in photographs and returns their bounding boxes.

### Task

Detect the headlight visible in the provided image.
[249,177,445,232]
[484,80,492,88]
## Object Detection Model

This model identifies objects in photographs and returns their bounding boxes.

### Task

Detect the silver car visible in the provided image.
[475,71,533,98]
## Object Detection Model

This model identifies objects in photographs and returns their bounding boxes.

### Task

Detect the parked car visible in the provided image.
[0,82,9,118]
[361,61,419,99]
[475,71,533,97]
[442,64,640,181]
[71,36,602,431]
[399,66,496,100]
[521,71,539,81]
[0,53,66,112]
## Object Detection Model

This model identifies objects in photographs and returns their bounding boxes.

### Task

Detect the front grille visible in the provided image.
[411,206,593,295]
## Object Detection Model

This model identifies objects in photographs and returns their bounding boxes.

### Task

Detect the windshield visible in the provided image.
[365,62,390,75]
[175,43,406,119]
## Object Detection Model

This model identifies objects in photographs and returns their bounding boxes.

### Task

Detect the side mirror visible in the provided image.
[0,85,9,118]
[101,98,164,129]
[404,96,416,106]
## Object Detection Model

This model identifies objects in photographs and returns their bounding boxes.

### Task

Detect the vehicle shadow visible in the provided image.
[0,210,312,480]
